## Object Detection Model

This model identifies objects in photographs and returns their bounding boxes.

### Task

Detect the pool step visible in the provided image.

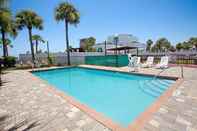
[139,79,172,97]
[139,82,160,97]
[150,81,168,91]
[144,82,163,96]
[146,82,164,93]
[156,79,173,87]
[139,81,160,97]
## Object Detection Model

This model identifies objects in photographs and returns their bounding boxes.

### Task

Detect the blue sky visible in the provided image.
[5,0,197,56]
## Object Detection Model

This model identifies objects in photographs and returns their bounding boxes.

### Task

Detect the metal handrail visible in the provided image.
[153,69,166,80]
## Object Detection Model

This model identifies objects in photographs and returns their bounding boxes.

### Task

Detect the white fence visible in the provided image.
[19,51,197,66]
[19,52,106,65]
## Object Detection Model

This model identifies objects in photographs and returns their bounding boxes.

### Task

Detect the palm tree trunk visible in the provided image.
[35,40,38,54]
[5,45,8,56]
[28,27,35,67]
[65,19,70,65]
[1,29,7,57]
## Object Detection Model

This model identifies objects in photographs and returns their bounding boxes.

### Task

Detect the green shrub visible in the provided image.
[47,56,53,65]
[40,64,49,68]
[4,56,16,67]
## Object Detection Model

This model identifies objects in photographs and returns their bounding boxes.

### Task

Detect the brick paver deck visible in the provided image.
[1,65,197,131]
[0,69,110,131]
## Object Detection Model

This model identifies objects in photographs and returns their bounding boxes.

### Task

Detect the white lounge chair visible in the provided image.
[142,56,154,68]
[128,54,134,69]
[155,56,169,69]
[135,57,141,71]
[128,54,140,72]
[136,57,141,65]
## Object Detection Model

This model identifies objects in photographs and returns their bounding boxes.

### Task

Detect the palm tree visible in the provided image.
[0,38,13,56]
[155,38,171,52]
[15,10,43,67]
[55,2,80,65]
[176,43,183,51]
[0,8,17,57]
[146,39,153,52]
[188,37,197,50]
[32,34,45,54]
[182,41,192,50]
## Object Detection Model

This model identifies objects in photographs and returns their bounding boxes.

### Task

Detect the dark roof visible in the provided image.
[107,46,138,51]
[70,48,81,49]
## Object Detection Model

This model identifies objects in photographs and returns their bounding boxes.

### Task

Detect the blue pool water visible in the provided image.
[32,67,175,127]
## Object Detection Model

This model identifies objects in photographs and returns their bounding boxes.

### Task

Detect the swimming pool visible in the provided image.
[32,67,175,127]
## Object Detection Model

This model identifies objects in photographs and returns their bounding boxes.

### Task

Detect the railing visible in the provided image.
[139,51,197,65]
[153,69,166,80]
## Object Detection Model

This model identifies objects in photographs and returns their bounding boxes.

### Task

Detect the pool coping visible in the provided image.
[29,66,183,131]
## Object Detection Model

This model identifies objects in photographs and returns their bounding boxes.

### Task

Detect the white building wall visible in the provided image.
[106,34,138,45]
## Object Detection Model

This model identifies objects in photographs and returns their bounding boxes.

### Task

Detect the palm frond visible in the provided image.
[32,34,45,43]
[54,2,80,25]
[15,10,43,30]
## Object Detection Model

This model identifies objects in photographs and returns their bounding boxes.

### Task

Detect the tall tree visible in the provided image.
[176,43,183,51]
[0,8,17,57]
[82,37,96,52]
[15,10,43,67]
[55,2,80,65]
[155,38,171,52]
[0,38,12,56]
[188,37,197,49]
[182,41,192,50]
[32,34,45,54]
[146,39,153,52]
[151,44,158,52]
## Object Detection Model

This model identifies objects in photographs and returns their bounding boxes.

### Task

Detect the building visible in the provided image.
[107,34,138,45]
[93,34,145,53]
[79,38,87,50]
[93,42,117,52]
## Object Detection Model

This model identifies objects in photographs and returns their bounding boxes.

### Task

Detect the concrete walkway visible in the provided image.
[0,65,197,131]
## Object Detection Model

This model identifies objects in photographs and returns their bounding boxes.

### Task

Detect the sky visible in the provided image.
[3,0,197,56]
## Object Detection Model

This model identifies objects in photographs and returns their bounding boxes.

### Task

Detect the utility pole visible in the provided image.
[104,40,107,56]
[114,35,119,67]
[47,41,50,59]
[0,58,3,86]
[181,65,184,78]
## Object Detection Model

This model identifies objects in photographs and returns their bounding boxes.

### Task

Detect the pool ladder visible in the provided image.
[153,68,167,80]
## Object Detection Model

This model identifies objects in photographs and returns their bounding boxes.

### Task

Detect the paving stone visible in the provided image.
[76,120,86,127]
[66,112,76,118]
[176,116,192,126]
[62,128,69,131]
[72,128,82,131]
[187,127,197,131]
[171,122,188,131]
[71,107,80,113]
[158,107,168,114]
[149,119,160,128]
